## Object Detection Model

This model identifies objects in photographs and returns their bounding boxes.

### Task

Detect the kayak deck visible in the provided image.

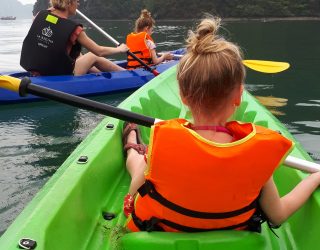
[0,60,178,104]
[0,66,319,250]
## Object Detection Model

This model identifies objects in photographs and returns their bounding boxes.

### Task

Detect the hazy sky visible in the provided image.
[17,0,36,4]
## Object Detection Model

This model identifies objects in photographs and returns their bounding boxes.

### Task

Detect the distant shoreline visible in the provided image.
[161,16,320,22]
[223,16,320,21]
[74,16,320,22]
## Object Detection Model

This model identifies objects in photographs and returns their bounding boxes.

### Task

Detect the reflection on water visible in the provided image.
[0,19,320,236]
[255,96,288,116]
[247,84,288,115]
[255,96,288,108]
[0,19,31,72]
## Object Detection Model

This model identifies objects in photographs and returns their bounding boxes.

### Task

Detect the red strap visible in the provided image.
[190,125,233,136]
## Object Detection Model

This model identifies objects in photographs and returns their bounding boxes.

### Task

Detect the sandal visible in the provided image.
[122,122,146,156]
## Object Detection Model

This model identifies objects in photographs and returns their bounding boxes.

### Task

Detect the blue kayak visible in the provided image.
[0,60,179,104]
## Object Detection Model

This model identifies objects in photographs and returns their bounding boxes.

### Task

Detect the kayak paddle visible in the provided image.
[76,10,160,76]
[242,60,290,73]
[0,75,319,174]
[160,53,290,74]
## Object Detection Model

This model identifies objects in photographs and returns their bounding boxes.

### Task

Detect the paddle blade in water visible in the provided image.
[243,60,290,73]
[0,75,21,92]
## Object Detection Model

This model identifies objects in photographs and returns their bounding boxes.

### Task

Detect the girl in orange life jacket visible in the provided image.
[20,0,128,76]
[126,9,173,69]
[122,17,320,232]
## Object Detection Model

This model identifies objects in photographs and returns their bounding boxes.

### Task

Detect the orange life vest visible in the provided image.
[126,32,154,69]
[126,119,293,232]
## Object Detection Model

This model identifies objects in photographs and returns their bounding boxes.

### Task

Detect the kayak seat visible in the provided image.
[121,231,267,250]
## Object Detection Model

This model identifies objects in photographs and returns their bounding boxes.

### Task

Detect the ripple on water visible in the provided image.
[0,143,73,235]
[0,177,48,235]
[0,113,88,235]
[157,25,183,31]
[296,99,320,107]
[246,84,274,92]
[286,123,303,134]
[293,120,320,130]
[157,41,183,47]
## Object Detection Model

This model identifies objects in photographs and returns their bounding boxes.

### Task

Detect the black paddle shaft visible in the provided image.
[19,77,155,127]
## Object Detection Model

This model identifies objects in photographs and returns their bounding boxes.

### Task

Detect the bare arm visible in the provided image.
[77,31,128,57]
[260,172,320,226]
[150,50,173,65]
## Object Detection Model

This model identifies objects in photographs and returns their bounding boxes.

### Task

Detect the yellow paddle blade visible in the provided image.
[242,60,290,73]
[0,75,21,92]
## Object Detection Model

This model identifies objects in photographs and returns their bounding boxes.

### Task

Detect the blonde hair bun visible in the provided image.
[135,9,155,33]
[177,16,245,115]
[196,18,220,40]
[187,17,224,55]
[140,9,152,19]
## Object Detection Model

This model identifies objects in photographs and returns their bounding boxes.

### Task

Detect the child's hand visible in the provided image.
[118,43,129,53]
[163,53,174,61]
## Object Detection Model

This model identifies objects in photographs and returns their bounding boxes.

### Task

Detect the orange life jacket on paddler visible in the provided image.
[126,32,154,69]
[126,119,293,232]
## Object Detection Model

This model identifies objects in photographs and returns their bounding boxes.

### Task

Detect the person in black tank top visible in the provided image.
[20,0,128,76]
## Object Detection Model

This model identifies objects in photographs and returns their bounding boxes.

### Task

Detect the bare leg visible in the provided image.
[125,130,147,196]
[74,52,125,75]
[88,66,100,73]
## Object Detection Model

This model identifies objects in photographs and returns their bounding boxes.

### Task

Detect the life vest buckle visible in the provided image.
[144,217,163,232]
[138,180,154,197]
[131,210,164,232]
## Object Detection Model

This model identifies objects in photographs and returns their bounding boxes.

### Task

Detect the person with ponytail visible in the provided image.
[122,17,320,233]
[126,9,173,69]
[20,0,128,76]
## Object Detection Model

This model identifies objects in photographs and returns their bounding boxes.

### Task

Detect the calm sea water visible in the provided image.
[0,18,319,236]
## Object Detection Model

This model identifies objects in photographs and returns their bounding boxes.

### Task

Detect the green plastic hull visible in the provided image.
[0,66,319,250]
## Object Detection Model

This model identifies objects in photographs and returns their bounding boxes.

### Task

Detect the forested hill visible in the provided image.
[33,0,320,19]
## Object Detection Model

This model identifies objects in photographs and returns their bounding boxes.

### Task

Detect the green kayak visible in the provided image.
[0,66,319,250]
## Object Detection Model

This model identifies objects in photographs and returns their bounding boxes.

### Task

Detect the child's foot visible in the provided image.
[122,122,146,155]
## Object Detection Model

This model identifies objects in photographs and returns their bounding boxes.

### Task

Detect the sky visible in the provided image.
[17,0,36,4]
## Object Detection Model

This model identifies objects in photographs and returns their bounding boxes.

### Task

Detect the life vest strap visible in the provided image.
[131,211,165,232]
[131,210,264,232]
[127,58,152,62]
[128,51,143,56]
[126,59,154,69]
[138,180,258,219]
[127,50,152,62]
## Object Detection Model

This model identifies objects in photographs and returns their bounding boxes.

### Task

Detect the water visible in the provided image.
[0,18,319,236]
